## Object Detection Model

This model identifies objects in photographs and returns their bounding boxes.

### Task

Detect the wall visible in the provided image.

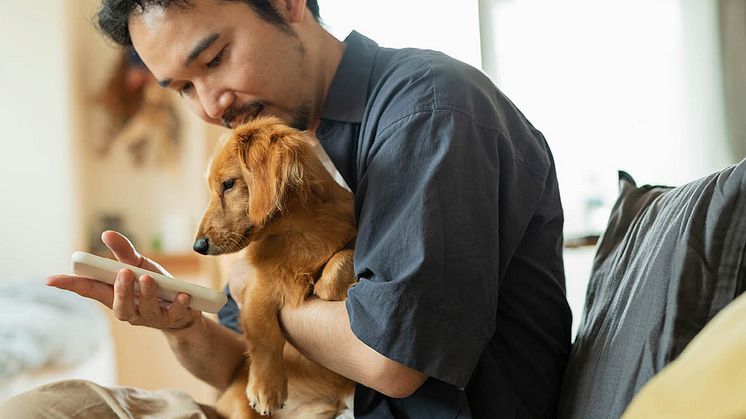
[0,1,79,277]
[71,0,214,256]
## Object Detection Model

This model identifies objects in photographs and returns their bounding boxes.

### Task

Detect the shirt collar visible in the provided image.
[319,31,379,123]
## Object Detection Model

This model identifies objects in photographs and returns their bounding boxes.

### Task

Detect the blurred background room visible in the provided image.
[0,0,744,407]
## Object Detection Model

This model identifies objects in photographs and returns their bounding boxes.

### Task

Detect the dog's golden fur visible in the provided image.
[195,117,356,418]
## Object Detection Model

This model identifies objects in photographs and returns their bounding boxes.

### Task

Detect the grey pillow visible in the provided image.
[558,160,746,419]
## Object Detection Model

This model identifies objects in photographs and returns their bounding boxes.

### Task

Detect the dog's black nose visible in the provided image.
[193,237,209,255]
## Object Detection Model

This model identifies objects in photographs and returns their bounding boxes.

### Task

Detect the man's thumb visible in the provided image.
[101,230,143,266]
[100,230,171,276]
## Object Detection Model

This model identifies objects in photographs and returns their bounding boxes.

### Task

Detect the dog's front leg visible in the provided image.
[241,279,288,416]
[314,249,356,301]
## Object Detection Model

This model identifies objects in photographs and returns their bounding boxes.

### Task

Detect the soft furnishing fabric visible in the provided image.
[558,159,746,419]
[0,277,109,380]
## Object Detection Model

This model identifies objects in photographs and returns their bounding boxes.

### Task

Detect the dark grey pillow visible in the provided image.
[558,160,746,419]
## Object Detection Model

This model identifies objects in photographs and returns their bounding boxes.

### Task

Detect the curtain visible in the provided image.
[719,0,746,160]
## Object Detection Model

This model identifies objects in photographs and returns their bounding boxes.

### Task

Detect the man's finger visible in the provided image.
[137,275,162,323]
[167,293,191,320]
[46,275,115,309]
[167,294,199,329]
[112,269,138,321]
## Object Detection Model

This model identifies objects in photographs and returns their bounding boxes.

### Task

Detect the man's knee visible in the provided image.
[0,387,42,419]
[0,379,117,419]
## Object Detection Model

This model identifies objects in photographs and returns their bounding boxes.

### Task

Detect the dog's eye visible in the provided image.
[222,179,235,192]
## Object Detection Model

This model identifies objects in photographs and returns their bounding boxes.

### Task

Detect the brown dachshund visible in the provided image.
[194,117,356,418]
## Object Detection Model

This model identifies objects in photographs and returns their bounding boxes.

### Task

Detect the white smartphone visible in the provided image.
[71,251,227,313]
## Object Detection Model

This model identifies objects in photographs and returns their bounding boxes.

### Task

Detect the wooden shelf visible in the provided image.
[90,250,203,276]
[148,252,203,275]
[564,234,600,249]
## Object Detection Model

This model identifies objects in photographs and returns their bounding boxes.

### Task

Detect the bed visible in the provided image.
[0,276,116,402]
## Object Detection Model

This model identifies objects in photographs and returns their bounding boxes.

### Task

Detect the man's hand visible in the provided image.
[47,230,202,330]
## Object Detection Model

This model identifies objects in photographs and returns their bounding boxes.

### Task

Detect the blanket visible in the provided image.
[0,277,109,380]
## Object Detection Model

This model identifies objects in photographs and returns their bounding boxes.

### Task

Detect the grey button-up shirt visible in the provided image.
[220,31,572,418]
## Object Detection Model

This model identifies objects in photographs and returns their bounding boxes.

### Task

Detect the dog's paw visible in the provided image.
[246,371,288,416]
[313,278,346,301]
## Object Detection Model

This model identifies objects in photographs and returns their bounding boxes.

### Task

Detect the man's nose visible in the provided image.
[202,88,235,120]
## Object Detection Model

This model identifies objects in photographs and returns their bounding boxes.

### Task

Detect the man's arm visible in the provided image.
[279,296,427,398]
[162,314,246,391]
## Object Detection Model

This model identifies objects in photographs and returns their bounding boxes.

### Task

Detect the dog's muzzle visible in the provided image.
[193,237,209,255]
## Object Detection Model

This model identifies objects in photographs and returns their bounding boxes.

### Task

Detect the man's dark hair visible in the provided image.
[97,0,321,47]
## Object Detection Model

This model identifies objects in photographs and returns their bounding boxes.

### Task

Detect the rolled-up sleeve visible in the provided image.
[346,108,502,388]
[218,284,241,334]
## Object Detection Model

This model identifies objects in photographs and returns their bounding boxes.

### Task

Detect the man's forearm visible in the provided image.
[162,314,246,391]
[279,297,427,398]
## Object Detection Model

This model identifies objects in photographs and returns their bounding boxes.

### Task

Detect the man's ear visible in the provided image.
[238,130,306,226]
[277,0,307,24]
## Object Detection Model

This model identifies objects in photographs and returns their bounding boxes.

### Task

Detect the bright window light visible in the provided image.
[319,0,482,69]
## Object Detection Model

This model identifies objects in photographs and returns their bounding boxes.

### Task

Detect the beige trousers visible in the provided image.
[0,379,221,419]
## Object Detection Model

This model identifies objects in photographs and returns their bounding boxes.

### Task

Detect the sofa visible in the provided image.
[557,158,746,418]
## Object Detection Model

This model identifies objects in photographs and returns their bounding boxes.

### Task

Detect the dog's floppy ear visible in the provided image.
[237,123,308,226]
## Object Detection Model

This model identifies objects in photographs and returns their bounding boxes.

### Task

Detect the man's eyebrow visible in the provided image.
[156,33,220,88]
[186,32,220,66]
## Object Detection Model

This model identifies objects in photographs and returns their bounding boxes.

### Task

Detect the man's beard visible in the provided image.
[221,99,312,131]
[287,100,311,130]
[221,101,264,128]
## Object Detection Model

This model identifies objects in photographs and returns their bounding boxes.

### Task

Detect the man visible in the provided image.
[0,0,572,417]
